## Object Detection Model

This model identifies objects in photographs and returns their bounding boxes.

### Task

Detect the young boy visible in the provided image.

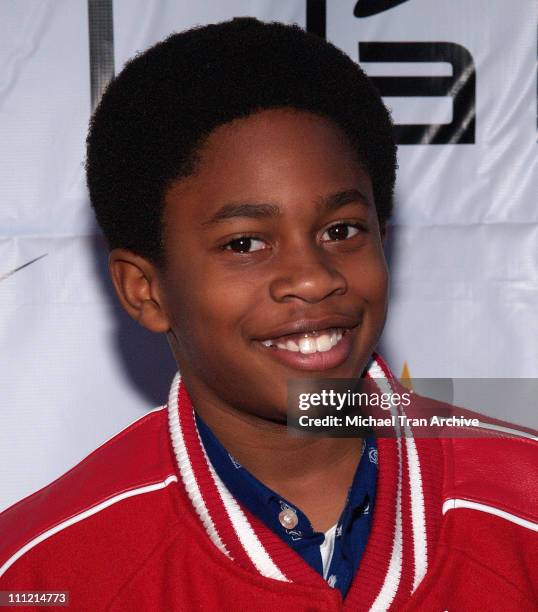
[0,18,536,611]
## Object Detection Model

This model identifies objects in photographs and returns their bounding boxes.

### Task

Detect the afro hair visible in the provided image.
[86,17,397,267]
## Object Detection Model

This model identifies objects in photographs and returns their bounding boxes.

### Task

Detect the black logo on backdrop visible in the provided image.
[359,42,476,144]
[0,254,48,283]
[88,0,115,110]
[306,1,476,144]
[306,0,327,39]
[89,0,477,145]
[354,0,411,18]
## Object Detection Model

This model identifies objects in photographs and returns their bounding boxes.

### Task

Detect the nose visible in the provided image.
[269,246,347,304]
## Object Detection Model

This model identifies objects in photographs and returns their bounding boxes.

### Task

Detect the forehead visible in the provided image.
[164,108,373,228]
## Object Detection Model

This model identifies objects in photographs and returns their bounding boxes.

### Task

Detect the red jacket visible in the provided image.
[1,356,537,611]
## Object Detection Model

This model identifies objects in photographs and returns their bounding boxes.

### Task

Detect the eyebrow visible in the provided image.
[202,189,370,226]
[202,202,280,226]
[318,189,370,211]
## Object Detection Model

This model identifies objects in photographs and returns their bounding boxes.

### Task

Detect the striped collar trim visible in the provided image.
[167,353,430,607]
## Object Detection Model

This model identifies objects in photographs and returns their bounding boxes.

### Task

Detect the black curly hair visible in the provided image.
[86,17,397,268]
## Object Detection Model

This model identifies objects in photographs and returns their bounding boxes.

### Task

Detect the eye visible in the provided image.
[223,237,267,253]
[321,223,362,242]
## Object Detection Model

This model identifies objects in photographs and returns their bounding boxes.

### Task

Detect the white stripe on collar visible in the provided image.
[367,359,428,597]
[167,373,230,559]
[366,363,404,610]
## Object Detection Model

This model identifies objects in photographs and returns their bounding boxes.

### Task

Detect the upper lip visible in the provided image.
[256,314,361,341]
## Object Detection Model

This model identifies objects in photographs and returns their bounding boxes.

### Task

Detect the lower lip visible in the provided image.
[257,329,355,372]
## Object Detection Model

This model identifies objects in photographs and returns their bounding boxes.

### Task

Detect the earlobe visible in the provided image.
[108,249,170,333]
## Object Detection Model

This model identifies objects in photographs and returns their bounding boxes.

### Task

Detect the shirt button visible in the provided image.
[278,507,298,529]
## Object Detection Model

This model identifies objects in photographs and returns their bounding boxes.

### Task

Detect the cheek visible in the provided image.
[166,264,255,354]
[371,259,389,305]
[346,248,389,306]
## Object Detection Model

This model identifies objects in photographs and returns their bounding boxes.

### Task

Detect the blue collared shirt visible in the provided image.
[195,414,377,597]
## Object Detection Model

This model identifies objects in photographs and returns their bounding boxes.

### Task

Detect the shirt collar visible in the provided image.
[195,412,377,537]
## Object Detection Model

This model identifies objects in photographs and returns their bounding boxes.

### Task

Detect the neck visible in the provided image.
[190,383,364,532]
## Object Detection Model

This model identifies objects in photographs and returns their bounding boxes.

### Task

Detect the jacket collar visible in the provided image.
[166,353,442,608]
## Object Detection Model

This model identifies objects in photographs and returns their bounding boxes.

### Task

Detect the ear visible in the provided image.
[108,249,170,333]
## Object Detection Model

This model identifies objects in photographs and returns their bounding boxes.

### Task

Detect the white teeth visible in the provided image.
[315,334,333,352]
[298,337,317,354]
[286,340,300,352]
[261,328,346,353]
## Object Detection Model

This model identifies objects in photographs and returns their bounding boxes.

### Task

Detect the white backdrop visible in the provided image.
[1,0,536,512]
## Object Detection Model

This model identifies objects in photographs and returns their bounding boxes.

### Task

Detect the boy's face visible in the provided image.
[157,108,388,420]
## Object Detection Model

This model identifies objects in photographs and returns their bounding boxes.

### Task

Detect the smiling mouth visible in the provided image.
[260,328,348,354]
